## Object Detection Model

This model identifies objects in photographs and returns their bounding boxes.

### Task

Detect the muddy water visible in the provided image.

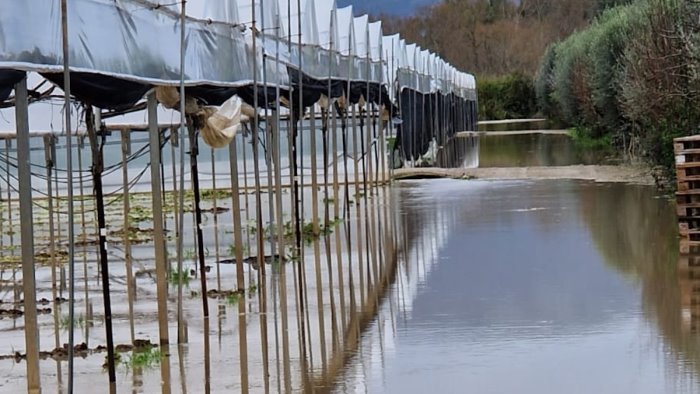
[478,133,613,168]
[334,179,695,394]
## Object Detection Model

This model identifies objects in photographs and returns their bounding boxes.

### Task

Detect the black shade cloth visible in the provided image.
[0,70,26,101]
[42,72,150,110]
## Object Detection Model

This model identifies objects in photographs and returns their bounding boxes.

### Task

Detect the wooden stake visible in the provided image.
[121,130,136,344]
[229,136,250,393]
[16,76,41,394]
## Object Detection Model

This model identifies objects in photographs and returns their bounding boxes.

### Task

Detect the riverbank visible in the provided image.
[394,164,655,185]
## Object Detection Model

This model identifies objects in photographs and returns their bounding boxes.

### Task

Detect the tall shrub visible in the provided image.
[535,44,558,119]
[477,72,537,120]
[619,0,700,170]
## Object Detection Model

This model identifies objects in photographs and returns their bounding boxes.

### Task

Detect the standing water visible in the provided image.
[333,148,693,392]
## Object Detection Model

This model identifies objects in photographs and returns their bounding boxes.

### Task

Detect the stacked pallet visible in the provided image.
[675,135,700,253]
[676,136,700,332]
[679,255,700,333]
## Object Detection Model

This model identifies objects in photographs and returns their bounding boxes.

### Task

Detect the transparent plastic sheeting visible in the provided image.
[0,0,287,87]
[0,0,475,99]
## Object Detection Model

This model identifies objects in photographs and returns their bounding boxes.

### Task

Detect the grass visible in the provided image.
[128,206,152,225]
[570,127,614,152]
[248,282,258,295]
[227,244,248,257]
[198,189,232,201]
[226,293,241,305]
[168,268,190,287]
[121,347,161,369]
[261,217,344,246]
[59,314,85,330]
[183,248,197,260]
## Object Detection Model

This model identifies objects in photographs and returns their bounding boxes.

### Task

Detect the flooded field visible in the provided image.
[0,119,399,393]
[0,125,688,393]
[337,179,689,394]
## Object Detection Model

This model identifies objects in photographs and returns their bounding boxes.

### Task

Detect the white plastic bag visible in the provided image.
[201,95,242,148]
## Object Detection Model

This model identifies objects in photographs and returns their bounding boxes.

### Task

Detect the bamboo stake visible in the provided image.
[170,129,179,264]
[361,80,375,297]
[331,106,347,340]
[211,148,221,291]
[272,109,292,394]
[241,135,252,262]
[288,91,306,379]
[340,92,357,336]
[121,130,136,344]
[147,93,170,342]
[16,76,41,394]
[147,94,172,394]
[366,100,380,298]
[351,105,365,307]
[176,0,188,345]
[6,139,15,295]
[251,3,271,390]
[310,105,328,371]
[204,315,212,393]
[287,0,308,374]
[44,136,63,385]
[76,135,89,347]
[229,136,250,393]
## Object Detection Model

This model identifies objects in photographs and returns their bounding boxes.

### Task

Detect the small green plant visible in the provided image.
[59,314,86,330]
[227,244,248,257]
[199,189,232,201]
[247,282,258,295]
[169,268,190,287]
[103,352,122,370]
[128,206,152,225]
[226,293,241,305]
[570,127,614,152]
[122,347,161,369]
[182,248,197,260]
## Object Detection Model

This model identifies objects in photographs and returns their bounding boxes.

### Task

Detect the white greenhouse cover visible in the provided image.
[0,0,476,99]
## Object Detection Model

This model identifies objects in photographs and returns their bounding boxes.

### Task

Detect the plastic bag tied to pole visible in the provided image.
[200,95,243,149]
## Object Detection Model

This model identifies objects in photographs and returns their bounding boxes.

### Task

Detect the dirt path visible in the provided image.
[393,165,656,185]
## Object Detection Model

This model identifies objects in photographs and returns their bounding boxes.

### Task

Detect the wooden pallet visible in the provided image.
[680,239,700,254]
[679,254,700,271]
[675,136,700,237]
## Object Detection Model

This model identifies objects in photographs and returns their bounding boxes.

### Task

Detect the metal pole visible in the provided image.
[60,0,78,390]
[16,76,41,394]
[187,126,210,319]
[85,107,117,388]
[176,0,188,346]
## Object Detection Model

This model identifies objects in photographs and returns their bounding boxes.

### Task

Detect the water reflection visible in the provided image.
[478,133,610,168]
[334,179,700,393]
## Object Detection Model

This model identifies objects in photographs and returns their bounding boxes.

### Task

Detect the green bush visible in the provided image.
[550,30,591,127]
[586,6,639,135]
[536,0,700,178]
[534,45,558,119]
[477,72,537,120]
